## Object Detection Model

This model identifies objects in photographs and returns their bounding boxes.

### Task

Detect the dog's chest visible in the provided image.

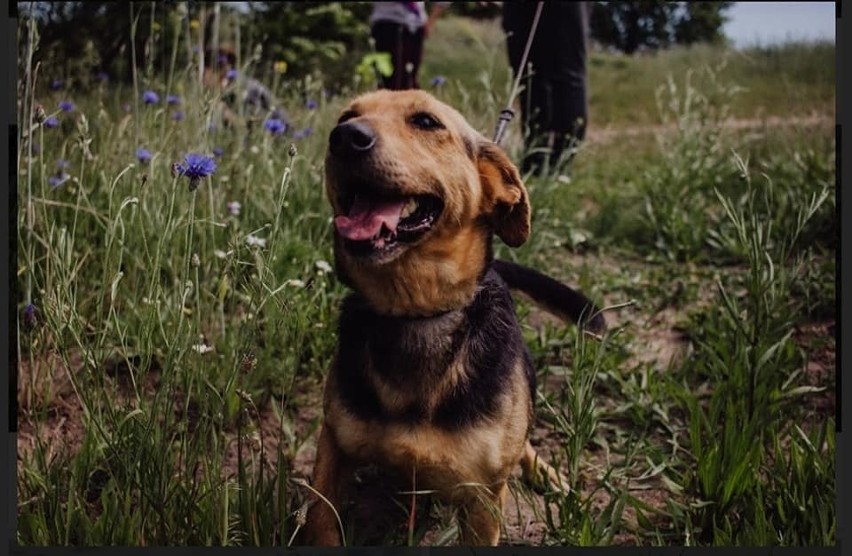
[333,276,529,430]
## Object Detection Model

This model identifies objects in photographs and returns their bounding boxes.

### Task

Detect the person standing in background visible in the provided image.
[502,2,590,176]
[370,2,450,90]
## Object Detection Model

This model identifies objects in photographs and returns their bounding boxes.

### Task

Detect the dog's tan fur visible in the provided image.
[304,90,565,546]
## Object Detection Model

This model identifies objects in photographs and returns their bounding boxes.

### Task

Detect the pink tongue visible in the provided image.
[335,196,406,241]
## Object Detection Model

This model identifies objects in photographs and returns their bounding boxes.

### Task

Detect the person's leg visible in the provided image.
[543,2,589,170]
[371,21,406,90]
[503,3,549,174]
[401,27,426,89]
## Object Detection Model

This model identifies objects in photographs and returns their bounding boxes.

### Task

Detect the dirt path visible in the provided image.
[586,114,833,146]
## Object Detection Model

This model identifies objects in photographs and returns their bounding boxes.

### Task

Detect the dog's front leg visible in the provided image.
[456,481,507,546]
[302,423,351,546]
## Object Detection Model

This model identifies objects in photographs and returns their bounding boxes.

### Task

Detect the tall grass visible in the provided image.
[16,12,835,547]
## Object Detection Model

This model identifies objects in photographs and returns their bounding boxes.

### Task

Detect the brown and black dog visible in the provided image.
[303,89,605,545]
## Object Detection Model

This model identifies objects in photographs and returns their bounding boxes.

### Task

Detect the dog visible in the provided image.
[302,89,605,545]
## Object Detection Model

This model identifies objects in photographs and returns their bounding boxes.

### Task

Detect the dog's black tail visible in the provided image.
[492,259,607,335]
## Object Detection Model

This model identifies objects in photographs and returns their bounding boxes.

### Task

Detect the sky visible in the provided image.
[722,2,836,48]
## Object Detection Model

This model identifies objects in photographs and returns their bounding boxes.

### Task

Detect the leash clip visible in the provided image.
[492,108,516,145]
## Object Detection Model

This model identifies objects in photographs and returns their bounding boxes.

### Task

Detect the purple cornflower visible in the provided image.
[136,147,152,164]
[212,146,224,158]
[174,153,217,191]
[226,69,238,81]
[49,172,70,188]
[305,98,318,110]
[142,90,159,104]
[44,116,60,129]
[171,110,184,121]
[292,127,313,140]
[23,303,37,328]
[59,100,75,112]
[264,118,287,136]
[167,94,181,106]
[227,201,241,216]
[431,75,447,87]
[49,79,64,91]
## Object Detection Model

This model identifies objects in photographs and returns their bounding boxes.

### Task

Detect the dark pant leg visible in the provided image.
[504,2,589,172]
[371,21,404,90]
[503,2,550,172]
[400,27,425,89]
[539,1,589,165]
[371,21,425,90]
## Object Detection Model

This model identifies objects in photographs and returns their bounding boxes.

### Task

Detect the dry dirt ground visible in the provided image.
[16,115,835,546]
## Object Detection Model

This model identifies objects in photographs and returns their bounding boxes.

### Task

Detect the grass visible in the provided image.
[16,13,836,547]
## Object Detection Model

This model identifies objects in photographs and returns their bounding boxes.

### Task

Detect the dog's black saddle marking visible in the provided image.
[334,268,535,430]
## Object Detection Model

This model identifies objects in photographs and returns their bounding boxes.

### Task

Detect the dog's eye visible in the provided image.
[409,112,443,131]
[337,110,359,124]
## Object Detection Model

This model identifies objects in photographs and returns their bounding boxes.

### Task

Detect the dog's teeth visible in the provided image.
[400,199,418,218]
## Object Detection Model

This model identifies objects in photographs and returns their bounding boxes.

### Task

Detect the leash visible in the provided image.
[492,1,544,145]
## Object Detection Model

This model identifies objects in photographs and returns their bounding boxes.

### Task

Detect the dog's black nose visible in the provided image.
[329,121,376,157]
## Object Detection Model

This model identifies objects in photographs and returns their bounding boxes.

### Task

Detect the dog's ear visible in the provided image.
[477,141,530,247]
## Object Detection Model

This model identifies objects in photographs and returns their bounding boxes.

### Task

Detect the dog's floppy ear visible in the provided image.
[477,141,531,247]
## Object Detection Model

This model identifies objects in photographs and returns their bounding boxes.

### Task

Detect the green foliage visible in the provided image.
[590,2,733,54]
[246,2,372,84]
[663,159,833,544]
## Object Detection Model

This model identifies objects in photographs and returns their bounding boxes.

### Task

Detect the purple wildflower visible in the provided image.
[23,304,37,328]
[227,201,241,216]
[293,127,313,140]
[49,172,70,188]
[136,147,152,164]
[44,116,60,129]
[171,110,184,121]
[431,75,447,87]
[56,159,70,169]
[175,153,217,191]
[142,90,159,104]
[226,69,238,81]
[49,79,65,91]
[167,94,181,106]
[264,118,287,136]
[305,99,318,110]
[212,146,224,158]
[59,100,75,112]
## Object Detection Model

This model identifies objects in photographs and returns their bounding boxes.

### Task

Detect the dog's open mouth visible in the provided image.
[334,192,443,256]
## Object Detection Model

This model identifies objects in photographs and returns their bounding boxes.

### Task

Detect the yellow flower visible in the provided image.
[273,60,288,74]
[152,21,161,32]
[190,19,200,30]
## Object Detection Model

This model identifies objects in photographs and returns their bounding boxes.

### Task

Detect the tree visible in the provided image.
[590,1,733,54]
[246,2,371,83]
